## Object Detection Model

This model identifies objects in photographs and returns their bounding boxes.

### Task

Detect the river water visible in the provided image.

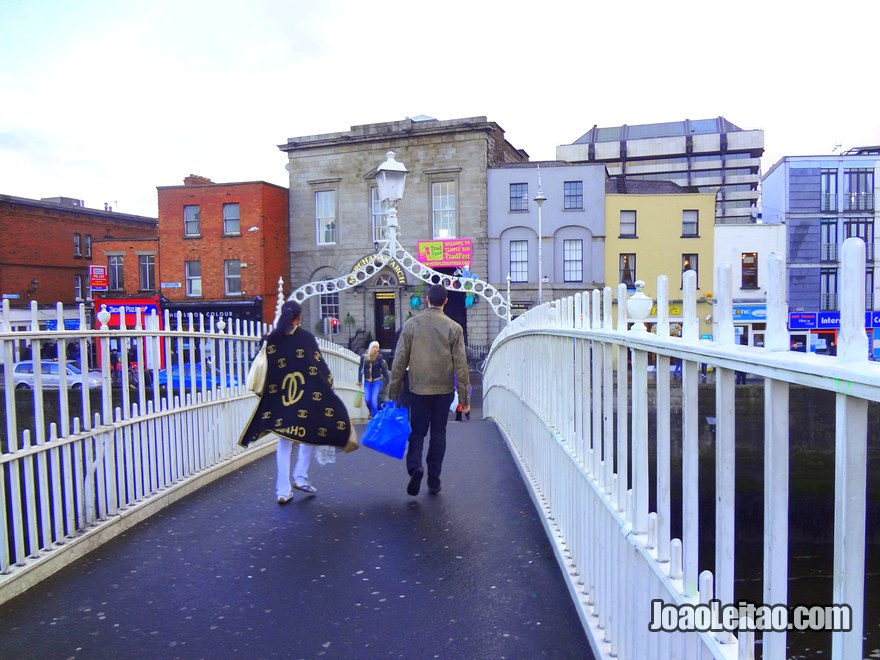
[653,382,879,658]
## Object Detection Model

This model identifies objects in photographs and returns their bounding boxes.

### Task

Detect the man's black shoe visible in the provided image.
[407,468,424,496]
[428,485,441,495]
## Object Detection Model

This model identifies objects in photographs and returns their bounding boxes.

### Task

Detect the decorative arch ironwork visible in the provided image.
[289,237,511,321]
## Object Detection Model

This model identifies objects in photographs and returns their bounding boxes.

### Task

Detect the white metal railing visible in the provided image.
[483,238,876,659]
[820,192,837,212]
[820,242,838,262]
[844,192,874,212]
[0,300,362,604]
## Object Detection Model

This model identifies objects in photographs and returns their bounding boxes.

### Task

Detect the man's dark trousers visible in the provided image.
[406,392,456,485]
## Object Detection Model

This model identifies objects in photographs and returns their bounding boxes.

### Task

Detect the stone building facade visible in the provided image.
[279,116,528,356]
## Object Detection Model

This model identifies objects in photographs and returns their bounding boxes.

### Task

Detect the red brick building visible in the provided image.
[0,194,157,330]
[156,176,289,327]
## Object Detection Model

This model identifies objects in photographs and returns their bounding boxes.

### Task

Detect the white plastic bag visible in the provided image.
[449,390,459,412]
[246,344,268,395]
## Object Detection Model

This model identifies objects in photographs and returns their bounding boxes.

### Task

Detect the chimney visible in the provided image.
[184,174,213,185]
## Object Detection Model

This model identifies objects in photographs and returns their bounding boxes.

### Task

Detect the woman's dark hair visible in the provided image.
[264,300,302,343]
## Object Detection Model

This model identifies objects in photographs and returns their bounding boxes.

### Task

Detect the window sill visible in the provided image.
[618,235,638,239]
[681,234,700,239]
[184,234,202,240]
[740,285,760,290]
[223,233,241,238]
[563,207,584,212]
[316,242,337,247]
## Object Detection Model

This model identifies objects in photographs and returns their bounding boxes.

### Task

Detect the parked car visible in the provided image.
[9,360,103,390]
[157,362,240,391]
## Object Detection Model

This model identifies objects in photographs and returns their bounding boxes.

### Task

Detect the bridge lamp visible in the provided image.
[376,151,407,203]
[375,151,408,247]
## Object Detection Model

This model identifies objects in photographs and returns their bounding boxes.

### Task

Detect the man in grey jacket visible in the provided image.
[389,284,470,496]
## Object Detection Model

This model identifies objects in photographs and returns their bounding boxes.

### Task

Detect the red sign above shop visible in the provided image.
[416,238,472,268]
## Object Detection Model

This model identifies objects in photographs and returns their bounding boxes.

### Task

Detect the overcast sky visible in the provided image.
[2,0,879,218]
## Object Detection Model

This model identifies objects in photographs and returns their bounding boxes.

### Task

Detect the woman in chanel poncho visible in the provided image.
[239,301,358,502]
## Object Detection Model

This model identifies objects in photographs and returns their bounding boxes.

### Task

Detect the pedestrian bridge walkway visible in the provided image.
[0,416,593,659]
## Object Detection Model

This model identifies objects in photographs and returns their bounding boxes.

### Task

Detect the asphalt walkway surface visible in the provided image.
[0,393,593,659]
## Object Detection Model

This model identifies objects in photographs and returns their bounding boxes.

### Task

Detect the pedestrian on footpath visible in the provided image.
[358,340,390,419]
[238,300,358,504]
[389,284,470,496]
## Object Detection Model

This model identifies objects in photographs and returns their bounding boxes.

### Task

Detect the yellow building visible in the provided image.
[604,180,716,337]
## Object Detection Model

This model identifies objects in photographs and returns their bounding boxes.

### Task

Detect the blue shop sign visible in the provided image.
[789,312,817,329]
[816,312,840,329]
[45,319,81,330]
[732,305,766,322]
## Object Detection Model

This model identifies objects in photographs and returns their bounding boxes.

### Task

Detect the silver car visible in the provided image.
[10,360,103,390]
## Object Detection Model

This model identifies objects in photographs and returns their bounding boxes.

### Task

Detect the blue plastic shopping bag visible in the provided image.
[361,402,410,459]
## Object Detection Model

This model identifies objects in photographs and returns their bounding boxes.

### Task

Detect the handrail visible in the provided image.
[483,239,875,659]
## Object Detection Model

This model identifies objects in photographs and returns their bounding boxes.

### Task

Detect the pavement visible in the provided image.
[0,380,594,659]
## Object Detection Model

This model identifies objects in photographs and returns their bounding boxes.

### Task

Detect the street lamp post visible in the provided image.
[375,151,408,249]
[534,167,546,305]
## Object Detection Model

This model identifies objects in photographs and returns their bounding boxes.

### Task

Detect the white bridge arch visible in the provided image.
[288,231,511,322]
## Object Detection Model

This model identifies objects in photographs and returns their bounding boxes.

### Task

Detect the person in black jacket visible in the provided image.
[358,341,390,419]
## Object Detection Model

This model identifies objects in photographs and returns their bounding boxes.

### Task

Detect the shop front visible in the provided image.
[788,310,880,358]
[93,295,164,370]
[160,296,264,363]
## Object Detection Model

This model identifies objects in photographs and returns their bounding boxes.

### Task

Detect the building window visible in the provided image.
[620,210,637,237]
[225,259,242,296]
[185,260,202,297]
[184,205,200,236]
[820,169,837,212]
[316,191,336,245]
[682,253,699,288]
[108,255,124,291]
[509,240,528,283]
[371,186,389,243]
[138,254,156,290]
[432,181,456,238]
[820,218,838,261]
[619,253,636,289]
[510,183,528,212]
[844,218,874,262]
[84,234,92,258]
[563,239,583,282]
[74,275,83,300]
[564,181,583,210]
[844,169,874,211]
[867,269,875,309]
[223,203,240,235]
[319,282,340,335]
[682,210,699,236]
[741,252,758,288]
[73,233,82,257]
[820,268,838,311]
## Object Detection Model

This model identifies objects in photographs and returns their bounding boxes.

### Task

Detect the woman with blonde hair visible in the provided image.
[358,340,390,418]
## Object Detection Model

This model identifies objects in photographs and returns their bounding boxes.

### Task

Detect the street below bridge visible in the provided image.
[0,405,593,659]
